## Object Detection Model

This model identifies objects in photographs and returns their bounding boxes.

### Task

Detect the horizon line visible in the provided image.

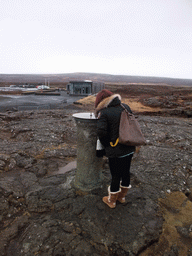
[0,72,192,81]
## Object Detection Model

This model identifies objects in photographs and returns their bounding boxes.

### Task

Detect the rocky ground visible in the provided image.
[0,84,192,256]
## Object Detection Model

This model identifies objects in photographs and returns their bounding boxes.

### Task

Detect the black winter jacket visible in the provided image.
[96,94,135,158]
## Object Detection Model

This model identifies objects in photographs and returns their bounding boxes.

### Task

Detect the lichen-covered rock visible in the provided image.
[0,108,191,255]
[0,160,6,169]
[15,153,36,168]
[0,196,9,215]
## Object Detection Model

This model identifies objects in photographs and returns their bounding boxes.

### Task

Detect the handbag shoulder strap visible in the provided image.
[120,103,131,115]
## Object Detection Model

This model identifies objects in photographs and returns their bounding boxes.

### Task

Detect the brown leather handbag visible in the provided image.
[119,104,146,146]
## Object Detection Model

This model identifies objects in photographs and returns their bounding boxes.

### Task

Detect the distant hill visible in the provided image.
[0,72,192,87]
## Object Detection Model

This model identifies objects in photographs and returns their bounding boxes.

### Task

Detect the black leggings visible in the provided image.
[108,154,133,192]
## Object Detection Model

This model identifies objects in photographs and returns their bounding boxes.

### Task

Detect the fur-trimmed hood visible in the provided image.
[95,94,121,117]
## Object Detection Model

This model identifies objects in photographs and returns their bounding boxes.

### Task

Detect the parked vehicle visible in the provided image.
[36,85,50,90]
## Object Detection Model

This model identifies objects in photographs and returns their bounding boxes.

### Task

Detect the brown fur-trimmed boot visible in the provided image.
[102,186,120,208]
[117,184,131,203]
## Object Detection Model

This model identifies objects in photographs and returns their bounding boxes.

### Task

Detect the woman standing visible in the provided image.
[95,89,135,208]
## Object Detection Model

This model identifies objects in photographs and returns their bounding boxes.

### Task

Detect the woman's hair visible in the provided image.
[95,89,113,108]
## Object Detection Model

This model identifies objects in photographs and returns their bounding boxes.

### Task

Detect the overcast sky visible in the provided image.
[0,0,192,79]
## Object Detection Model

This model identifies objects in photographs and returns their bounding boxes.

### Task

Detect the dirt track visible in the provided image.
[0,91,84,112]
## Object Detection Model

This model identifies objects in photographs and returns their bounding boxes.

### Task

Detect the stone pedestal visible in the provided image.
[73,113,104,191]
